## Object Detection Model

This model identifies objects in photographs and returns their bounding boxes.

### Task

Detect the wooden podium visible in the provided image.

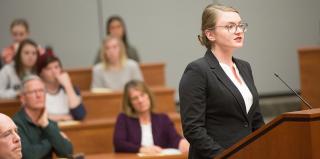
[298,47,320,109]
[215,108,320,159]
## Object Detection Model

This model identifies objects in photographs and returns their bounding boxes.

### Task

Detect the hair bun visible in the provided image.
[44,46,55,56]
[197,34,204,46]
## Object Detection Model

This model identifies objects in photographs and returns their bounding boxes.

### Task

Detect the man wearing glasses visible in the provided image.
[12,75,73,159]
[0,113,22,159]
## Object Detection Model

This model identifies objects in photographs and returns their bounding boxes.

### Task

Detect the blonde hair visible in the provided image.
[122,80,155,118]
[100,35,127,69]
[198,4,239,49]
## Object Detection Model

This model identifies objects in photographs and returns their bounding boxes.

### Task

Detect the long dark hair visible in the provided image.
[14,39,39,79]
[106,15,129,48]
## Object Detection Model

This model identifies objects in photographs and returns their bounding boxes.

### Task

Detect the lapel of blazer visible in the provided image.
[204,50,249,121]
[234,59,257,115]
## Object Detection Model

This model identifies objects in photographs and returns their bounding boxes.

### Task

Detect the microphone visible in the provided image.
[274,73,313,109]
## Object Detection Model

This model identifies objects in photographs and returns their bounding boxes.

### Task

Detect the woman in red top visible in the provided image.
[1,19,44,68]
[1,19,30,66]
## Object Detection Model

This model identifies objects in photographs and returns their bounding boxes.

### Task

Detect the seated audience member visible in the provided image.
[94,15,140,64]
[13,75,73,159]
[0,39,39,99]
[113,80,189,155]
[0,113,22,159]
[37,48,86,121]
[91,36,143,91]
[1,19,29,68]
[1,19,44,68]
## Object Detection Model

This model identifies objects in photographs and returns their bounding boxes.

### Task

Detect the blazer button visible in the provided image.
[244,122,249,128]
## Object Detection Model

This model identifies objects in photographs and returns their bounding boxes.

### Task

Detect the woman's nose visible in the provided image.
[137,96,144,103]
[235,27,241,34]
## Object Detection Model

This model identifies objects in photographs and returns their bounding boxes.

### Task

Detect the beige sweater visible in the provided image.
[91,59,143,90]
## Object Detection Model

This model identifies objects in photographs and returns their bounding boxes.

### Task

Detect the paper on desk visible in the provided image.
[137,148,181,157]
[58,120,81,127]
[91,88,113,93]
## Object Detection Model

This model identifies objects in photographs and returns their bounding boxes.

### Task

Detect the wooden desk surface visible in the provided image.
[82,87,176,120]
[0,87,177,119]
[67,62,166,90]
[86,153,188,159]
[59,112,182,155]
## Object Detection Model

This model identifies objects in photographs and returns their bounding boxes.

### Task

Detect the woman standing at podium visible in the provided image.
[179,4,264,159]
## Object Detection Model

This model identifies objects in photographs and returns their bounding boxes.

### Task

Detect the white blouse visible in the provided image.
[140,123,154,147]
[45,88,70,115]
[219,62,253,113]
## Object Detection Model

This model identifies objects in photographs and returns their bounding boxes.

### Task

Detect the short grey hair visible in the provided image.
[21,75,44,93]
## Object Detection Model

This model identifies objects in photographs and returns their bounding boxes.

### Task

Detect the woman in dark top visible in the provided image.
[179,4,264,159]
[113,80,189,155]
[95,15,140,63]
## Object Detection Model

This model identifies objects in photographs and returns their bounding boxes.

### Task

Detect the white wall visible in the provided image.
[100,0,212,99]
[217,0,320,94]
[0,0,101,68]
[1,0,319,97]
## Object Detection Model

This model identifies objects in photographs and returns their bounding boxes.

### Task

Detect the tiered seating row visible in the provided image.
[0,62,183,156]
[68,62,166,90]
[60,112,182,154]
[0,87,176,119]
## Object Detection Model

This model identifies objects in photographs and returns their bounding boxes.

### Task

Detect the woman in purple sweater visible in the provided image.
[113,80,189,155]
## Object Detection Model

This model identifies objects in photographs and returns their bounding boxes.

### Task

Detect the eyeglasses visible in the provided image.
[209,23,248,34]
[12,32,26,37]
[23,88,46,96]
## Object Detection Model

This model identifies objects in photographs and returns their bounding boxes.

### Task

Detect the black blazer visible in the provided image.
[179,50,264,159]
